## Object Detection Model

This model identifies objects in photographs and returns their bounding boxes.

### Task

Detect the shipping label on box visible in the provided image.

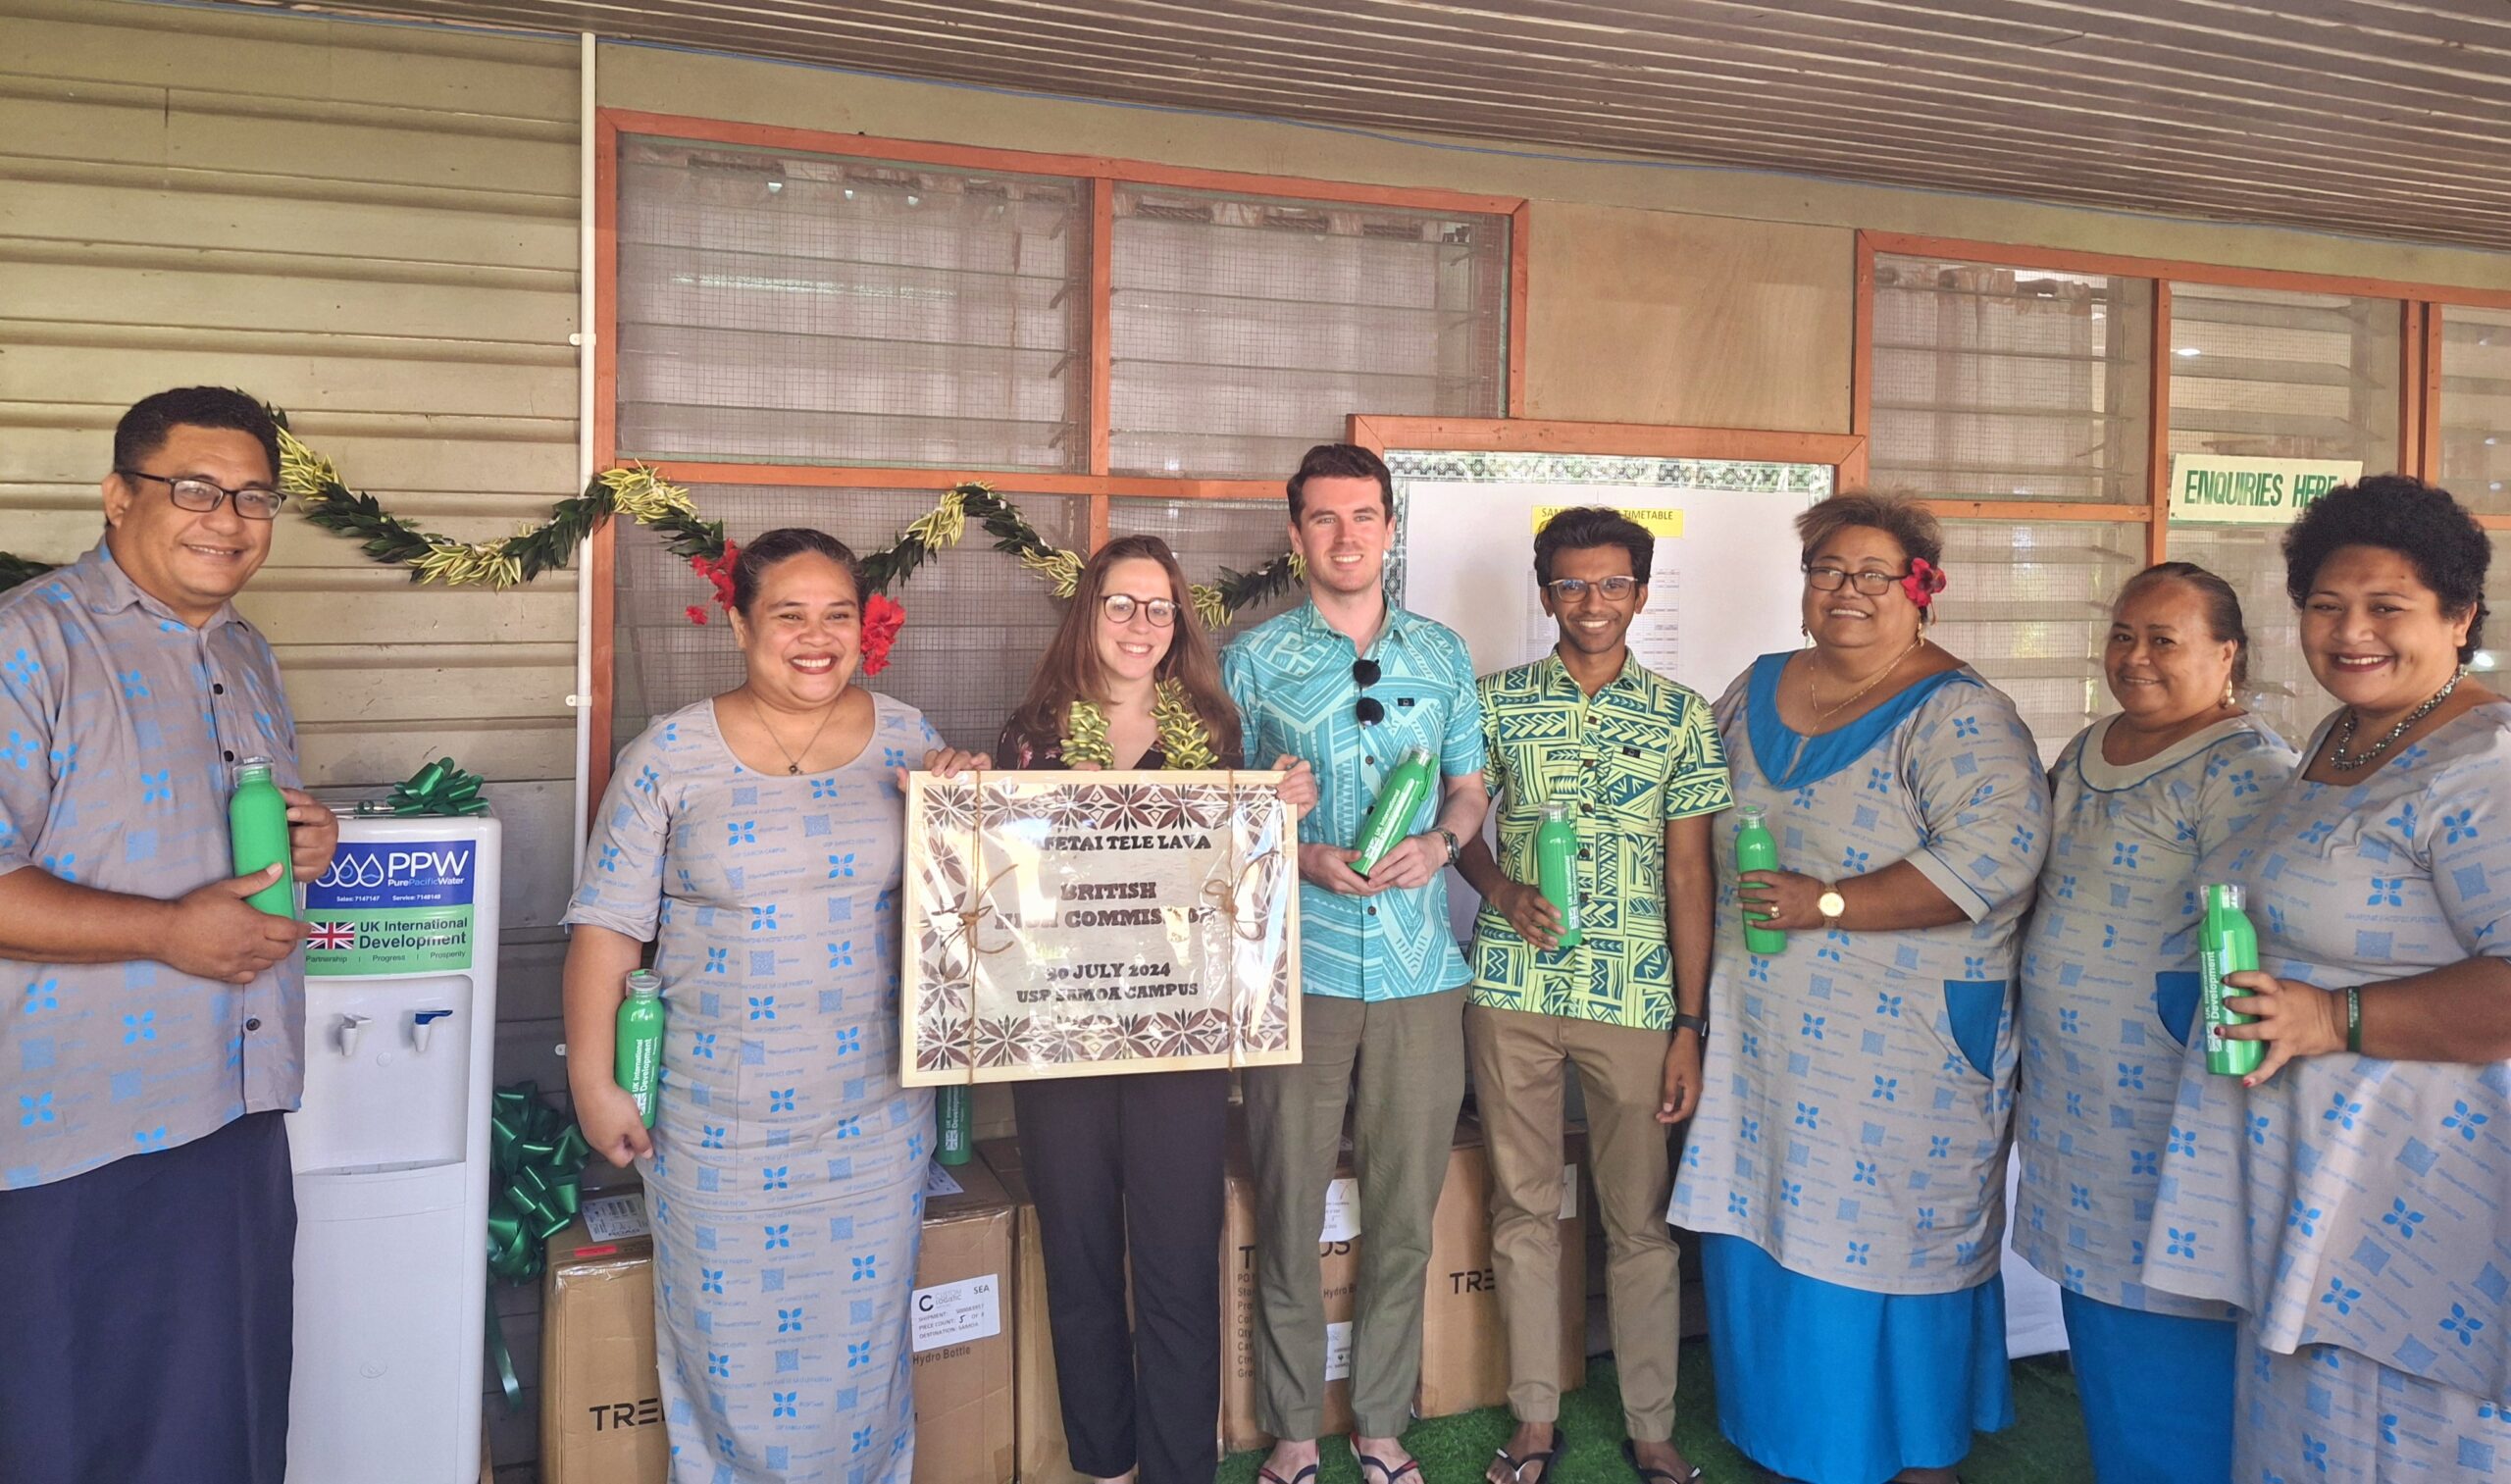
[1323,1319,1353,1382]
[1319,1175,1360,1243]
[913,1273,1003,1354]
[581,1192,650,1243]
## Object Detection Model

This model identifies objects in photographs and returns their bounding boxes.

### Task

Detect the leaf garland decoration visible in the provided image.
[0,405,1307,628]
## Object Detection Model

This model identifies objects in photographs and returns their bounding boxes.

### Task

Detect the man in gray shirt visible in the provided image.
[0,387,337,1484]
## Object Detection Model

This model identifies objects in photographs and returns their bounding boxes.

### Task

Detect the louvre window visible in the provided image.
[614,137,1092,471]
[1109,185,1511,479]
[1870,255,2154,505]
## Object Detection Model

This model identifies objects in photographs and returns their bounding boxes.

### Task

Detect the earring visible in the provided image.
[2223,681,2236,708]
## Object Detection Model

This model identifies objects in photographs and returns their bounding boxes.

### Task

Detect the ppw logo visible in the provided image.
[307,840,477,907]
[312,846,472,891]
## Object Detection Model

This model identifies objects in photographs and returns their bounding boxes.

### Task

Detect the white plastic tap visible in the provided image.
[338,1013,370,1057]
[411,1008,453,1053]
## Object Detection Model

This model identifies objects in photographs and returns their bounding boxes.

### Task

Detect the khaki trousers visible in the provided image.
[1465,1002,1683,1439]
[1243,989,1467,1441]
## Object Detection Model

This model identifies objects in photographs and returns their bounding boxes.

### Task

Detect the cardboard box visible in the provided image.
[976,1138,1088,1484]
[1416,1118,1589,1418]
[539,1193,669,1484]
[914,1158,1017,1484]
[1219,1116,1362,1454]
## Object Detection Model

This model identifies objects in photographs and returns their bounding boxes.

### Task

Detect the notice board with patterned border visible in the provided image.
[901,770,1301,1085]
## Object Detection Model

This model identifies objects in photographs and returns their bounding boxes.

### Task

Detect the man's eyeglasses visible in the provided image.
[1803,565,1909,595]
[1353,657,1384,726]
[117,469,285,521]
[1544,576,1640,601]
[1100,593,1178,627]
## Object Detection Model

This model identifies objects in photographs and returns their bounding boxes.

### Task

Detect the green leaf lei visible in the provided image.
[1063,678,1217,769]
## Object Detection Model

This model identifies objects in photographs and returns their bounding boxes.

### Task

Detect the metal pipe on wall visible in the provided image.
[570,29,597,873]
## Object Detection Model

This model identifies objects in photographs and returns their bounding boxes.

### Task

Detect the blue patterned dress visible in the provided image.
[2143,702,2511,1482]
[569,693,940,1484]
[1667,654,2047,1484]
[2015,713,2295,1483]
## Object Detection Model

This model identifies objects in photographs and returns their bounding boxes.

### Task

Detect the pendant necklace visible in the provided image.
[1812,635,1924,724]
[2328,671,2461,771]
[750,691,843,775]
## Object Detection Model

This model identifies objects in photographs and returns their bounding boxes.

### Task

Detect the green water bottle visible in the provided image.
[1353,746,1436,878]
[937,1086,973,1166]
[1534,803,1583,949]
[228,756,296,919]
[2200,882,2263,1078]
[1734,803,1786,954]
[616,969,666,1127]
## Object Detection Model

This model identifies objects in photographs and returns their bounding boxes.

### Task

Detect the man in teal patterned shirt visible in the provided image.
[1223,443,1486,1484]
[1455,506,1729,1484]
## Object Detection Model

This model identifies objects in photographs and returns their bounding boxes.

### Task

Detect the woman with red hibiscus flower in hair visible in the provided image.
[562,527,946,1484]
[1666,492,2051,1484]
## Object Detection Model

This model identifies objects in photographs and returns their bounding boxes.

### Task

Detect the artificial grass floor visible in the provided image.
[1214,1341,2089,1484]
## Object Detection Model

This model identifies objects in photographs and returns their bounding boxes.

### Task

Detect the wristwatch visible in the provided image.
[1672,1011,1710,1040]
[1431,827,1460,865]
[1817,883,1848,928]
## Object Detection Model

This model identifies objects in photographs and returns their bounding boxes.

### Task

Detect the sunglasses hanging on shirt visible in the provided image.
[1353,657,1384,726]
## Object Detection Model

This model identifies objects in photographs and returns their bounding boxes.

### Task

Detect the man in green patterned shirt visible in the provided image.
[1455,506,1730,1484]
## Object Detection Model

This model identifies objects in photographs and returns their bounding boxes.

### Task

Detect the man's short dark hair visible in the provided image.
[1534,506,1655,588]
[1286,442,1394,522]
[114,387,282,484]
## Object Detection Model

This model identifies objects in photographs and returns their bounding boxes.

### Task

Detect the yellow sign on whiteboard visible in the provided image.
[1531,504,1685,537]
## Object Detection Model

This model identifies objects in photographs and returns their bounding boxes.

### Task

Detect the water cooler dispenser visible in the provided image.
[286,807,502,1484]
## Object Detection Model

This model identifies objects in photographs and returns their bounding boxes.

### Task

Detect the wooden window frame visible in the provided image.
[1854,230,2511,569]
[589,108,1532,777]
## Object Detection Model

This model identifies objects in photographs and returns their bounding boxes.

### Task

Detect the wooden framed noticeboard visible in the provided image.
[901,770,1301,1085]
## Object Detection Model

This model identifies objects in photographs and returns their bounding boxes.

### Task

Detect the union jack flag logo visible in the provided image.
[309,921,357,950]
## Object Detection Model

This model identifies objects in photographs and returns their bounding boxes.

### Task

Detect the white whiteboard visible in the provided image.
[1400,474,1822,690]
[1384,451,1834,945]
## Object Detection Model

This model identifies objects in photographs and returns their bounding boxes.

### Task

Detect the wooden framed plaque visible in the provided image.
[900,770,1302,1085]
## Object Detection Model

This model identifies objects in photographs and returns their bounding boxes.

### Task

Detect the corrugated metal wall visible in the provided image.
[0,0,580,1062]
[0,4,580,1463]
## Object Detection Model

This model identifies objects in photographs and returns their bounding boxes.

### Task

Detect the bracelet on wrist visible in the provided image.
[2344,985,2363,1054]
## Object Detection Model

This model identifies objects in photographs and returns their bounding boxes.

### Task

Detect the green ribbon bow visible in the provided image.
[485,1081,590,1407]
[388,756,488,816]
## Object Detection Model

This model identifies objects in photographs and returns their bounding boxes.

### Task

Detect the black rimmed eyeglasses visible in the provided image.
[1353,657,1384,725]
[1803,565,1909,595]
[116,469,286,521]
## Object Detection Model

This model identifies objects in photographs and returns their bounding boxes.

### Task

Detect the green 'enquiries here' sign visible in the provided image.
[2168,454,2365,525]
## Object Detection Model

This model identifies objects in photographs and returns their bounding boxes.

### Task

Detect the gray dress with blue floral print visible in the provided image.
[569,693,940,1484]
[2014,713,2295,1315]
[1669,657,2049,1293]
[2144,702,2511,1480]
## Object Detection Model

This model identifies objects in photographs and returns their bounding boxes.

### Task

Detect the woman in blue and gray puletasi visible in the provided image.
[2014,562,2295,1484]
[2145,477,2511,1481]
[564,529,941,1484]
[1669,490,2047,1484]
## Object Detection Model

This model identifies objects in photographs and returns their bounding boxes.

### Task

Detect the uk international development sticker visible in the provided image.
[302,839,478,974]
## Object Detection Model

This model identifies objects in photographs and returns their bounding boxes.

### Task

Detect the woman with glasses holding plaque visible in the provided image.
[983,536,1315,1484]
[1667,491,2048,1484]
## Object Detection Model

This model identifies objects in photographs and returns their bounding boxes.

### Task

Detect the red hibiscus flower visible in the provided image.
[860,592,906,677]
[684,541,741,625]
[1900,555,1949,610]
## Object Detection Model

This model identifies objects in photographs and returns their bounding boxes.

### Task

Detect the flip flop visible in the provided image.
[1354,1440,1428,1484]
[1487,1424,1568,1484]
[1622,1436,1705,1482]
[1255,1464,1318,1484]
